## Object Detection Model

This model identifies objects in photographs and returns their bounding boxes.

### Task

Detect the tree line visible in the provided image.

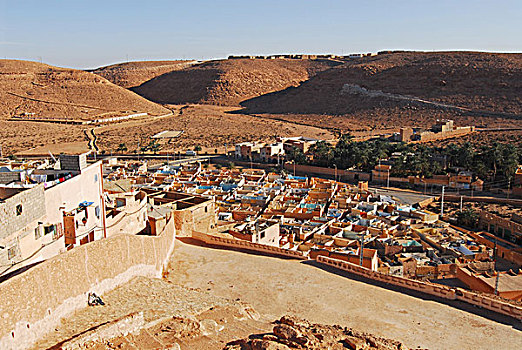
[287,134,521,182]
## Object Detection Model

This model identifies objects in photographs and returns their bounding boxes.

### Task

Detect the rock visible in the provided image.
[199,319,220,336]
[262,334,280,342]
[166,343,181,350]
[273,324,300,340]
[343,336,369,350]
[251,339,291,350]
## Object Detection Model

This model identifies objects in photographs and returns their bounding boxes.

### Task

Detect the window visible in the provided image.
[15,204,22,216]
[35,227,42,240]
[44,225,55,235]
[95,206,100,219]
[205,206,208,213]
[94,174,98,183]
[7,246,17,260]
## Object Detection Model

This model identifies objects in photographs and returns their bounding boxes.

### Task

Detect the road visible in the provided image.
[370,187,434,205]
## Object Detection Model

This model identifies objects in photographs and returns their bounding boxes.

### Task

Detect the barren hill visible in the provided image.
[91,60,195,88]
[0,59,169,120]
[240,52,522,119]
[131,58,341,106]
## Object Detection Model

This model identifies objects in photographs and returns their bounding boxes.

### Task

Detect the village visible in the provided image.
[2,137,521,304]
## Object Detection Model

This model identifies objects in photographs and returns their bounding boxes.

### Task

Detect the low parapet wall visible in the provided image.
[0,218,176,350]
[192,231,306,260]
[316,256,522,321]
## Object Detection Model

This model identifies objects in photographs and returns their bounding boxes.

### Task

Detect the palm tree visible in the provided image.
[148,140,161,154]
[116,143,127,154]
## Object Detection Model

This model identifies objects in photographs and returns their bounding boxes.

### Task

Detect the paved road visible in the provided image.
[370,187,434,205]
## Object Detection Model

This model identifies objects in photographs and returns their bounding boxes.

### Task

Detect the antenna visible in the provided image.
[48,151,57,163]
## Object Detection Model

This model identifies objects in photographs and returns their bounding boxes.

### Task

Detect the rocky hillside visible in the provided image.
[240,52,522,118]
[0,60,169,120]
[226,316,407,350]
[91,60,195,88]
[131,58,341,106]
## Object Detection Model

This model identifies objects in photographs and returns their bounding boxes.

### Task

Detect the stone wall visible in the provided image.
[283,164,371,181]
[317,256,522,321]
[173,200,216,237]
[0,216,176,350]
[192,231,306,260]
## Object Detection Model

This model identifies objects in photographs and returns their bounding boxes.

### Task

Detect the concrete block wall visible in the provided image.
[0,171,22,184]
[0,185,45,242]
[0,217,176,350]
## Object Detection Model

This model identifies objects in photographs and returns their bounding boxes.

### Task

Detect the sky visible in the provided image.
[0,0,521,69]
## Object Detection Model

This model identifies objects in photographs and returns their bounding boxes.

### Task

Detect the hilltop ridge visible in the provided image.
[0,59,169,120]
[130,58,341,106]
[91,60,195,88]
[240,51,522,117]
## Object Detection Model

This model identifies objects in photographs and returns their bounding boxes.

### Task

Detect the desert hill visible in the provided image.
[239,52,522,118]
[130,58,341,106]
[0,59,169,120]
[91,60,195,88]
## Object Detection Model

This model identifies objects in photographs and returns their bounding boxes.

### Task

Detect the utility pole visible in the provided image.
[293,149,296,176]
[441,186,445,216]
[334,164,337,182]
[359,233,364,266]
[507,179,511,199]
[460,195,463,211]
[494,237,500,296]
[387,169,390,189]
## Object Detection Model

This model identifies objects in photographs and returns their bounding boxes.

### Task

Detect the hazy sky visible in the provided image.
[1,0,521,69]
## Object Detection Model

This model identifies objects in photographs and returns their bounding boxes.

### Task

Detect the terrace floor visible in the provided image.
[34,240,522,350]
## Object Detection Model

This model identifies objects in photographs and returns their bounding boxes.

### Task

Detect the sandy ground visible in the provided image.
[95,104,333,153]
[168,241,522,350]
[33,240,522,349]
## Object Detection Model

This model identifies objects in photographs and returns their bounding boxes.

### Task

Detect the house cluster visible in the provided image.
[103,158,521,300]
[395,119,475,143]
[1,151,520,301]
[0,153,214,278]
[227,53,377,60]
[372,162,484,192]
[234,136,321,163]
